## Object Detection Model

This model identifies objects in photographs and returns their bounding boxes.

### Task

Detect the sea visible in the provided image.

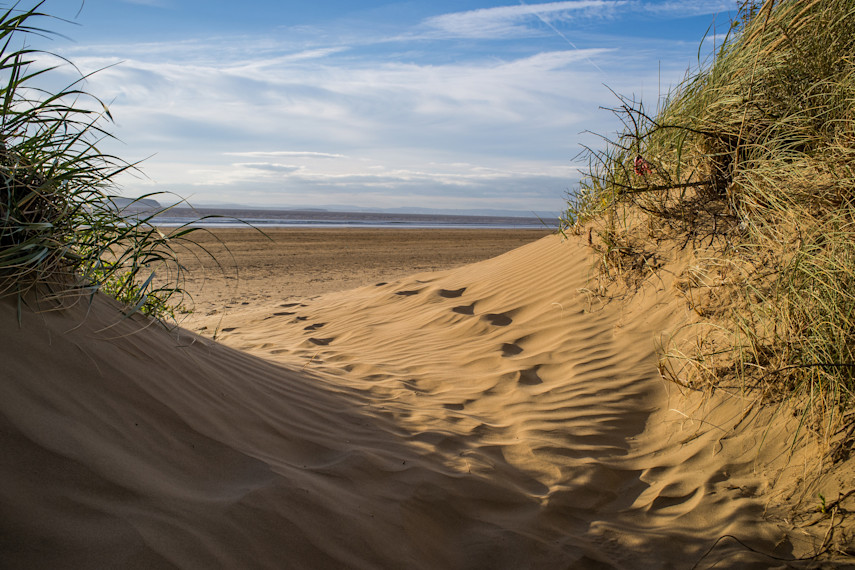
[149,207,558,230]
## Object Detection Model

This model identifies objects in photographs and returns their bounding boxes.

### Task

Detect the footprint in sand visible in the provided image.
[395,290,420,296]
[501,343,524,357]
[273,311,296,316]
[308,337,334,346]
[483,312,513,326]
[517,366,543,385]
[452,302,476,315]
[220,327,238,333]
[279,302,300,308]
[304,323,326,331]
[438,287,466,298]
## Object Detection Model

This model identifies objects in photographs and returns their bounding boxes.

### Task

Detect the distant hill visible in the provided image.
[110,197,162,211]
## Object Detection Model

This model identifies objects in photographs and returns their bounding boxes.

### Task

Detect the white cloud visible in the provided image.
[640,1,736,16]
[131,145,580,211]
[425,1,622,38]
[54,41,638,211]
[64,44,614,155]
[235,162,302,173]
[39,1,714,211]
[225,151,347,159]
[228,47,350,73]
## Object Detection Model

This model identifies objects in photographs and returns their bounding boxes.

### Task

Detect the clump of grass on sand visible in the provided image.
[563,0,855,454]
[0,2,203,321]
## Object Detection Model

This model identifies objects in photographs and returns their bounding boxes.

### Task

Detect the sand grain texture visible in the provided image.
[0,234,838,568]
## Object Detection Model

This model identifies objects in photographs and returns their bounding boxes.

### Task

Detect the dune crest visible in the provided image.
[0,235,828,568]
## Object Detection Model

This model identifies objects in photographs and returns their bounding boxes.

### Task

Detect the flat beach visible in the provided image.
[2,227,846,568]
[175,228,552,332]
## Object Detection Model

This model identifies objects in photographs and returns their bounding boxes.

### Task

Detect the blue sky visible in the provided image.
[29,0,739,213]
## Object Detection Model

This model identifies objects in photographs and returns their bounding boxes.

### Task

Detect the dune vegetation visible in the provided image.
[1,0,855,565]
[0,2,203,320]
[563,0,855,457]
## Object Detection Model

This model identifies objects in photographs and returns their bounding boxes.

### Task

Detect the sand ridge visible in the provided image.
[214,234,822,566]
[0,233,838,568]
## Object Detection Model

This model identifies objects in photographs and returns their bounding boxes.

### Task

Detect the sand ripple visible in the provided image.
[0,235,826,568]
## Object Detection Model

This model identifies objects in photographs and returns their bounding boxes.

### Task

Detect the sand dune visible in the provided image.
[0,234,841,568]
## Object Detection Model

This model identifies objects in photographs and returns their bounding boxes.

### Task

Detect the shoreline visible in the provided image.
[147,206,557,230]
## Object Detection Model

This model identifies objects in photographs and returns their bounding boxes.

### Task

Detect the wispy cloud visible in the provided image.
[425,1,622,39]
[51,39,651,211]
[42,1,728,211]
[235,163,302,173]
[639,0,736,16]
[225,151,347,159]
[182,159,579,210]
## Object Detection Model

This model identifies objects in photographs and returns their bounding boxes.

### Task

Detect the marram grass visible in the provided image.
[564,0,855,446]
[0,2,206,321]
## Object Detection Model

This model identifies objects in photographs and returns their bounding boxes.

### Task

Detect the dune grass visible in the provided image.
[0,2,205,321]
[563,0,855,447]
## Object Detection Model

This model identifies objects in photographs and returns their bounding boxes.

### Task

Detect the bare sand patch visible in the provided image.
[172,228,550,333]
[1,231,849,568]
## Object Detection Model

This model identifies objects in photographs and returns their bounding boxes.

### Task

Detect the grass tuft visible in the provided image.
[565,0,855,446]
[0,2,205,321]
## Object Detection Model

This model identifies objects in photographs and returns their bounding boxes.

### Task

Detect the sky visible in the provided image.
[23,0,740,214]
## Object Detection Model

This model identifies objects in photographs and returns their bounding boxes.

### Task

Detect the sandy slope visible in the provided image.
[0,234,842,568]
[170,228,551,326]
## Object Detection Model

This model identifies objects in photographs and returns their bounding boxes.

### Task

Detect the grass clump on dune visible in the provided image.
[0,2,201,321]
[564,0,855,449]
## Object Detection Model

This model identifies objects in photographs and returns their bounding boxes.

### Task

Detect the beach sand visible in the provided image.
[173,228,552,333]
[1,229,849,568]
